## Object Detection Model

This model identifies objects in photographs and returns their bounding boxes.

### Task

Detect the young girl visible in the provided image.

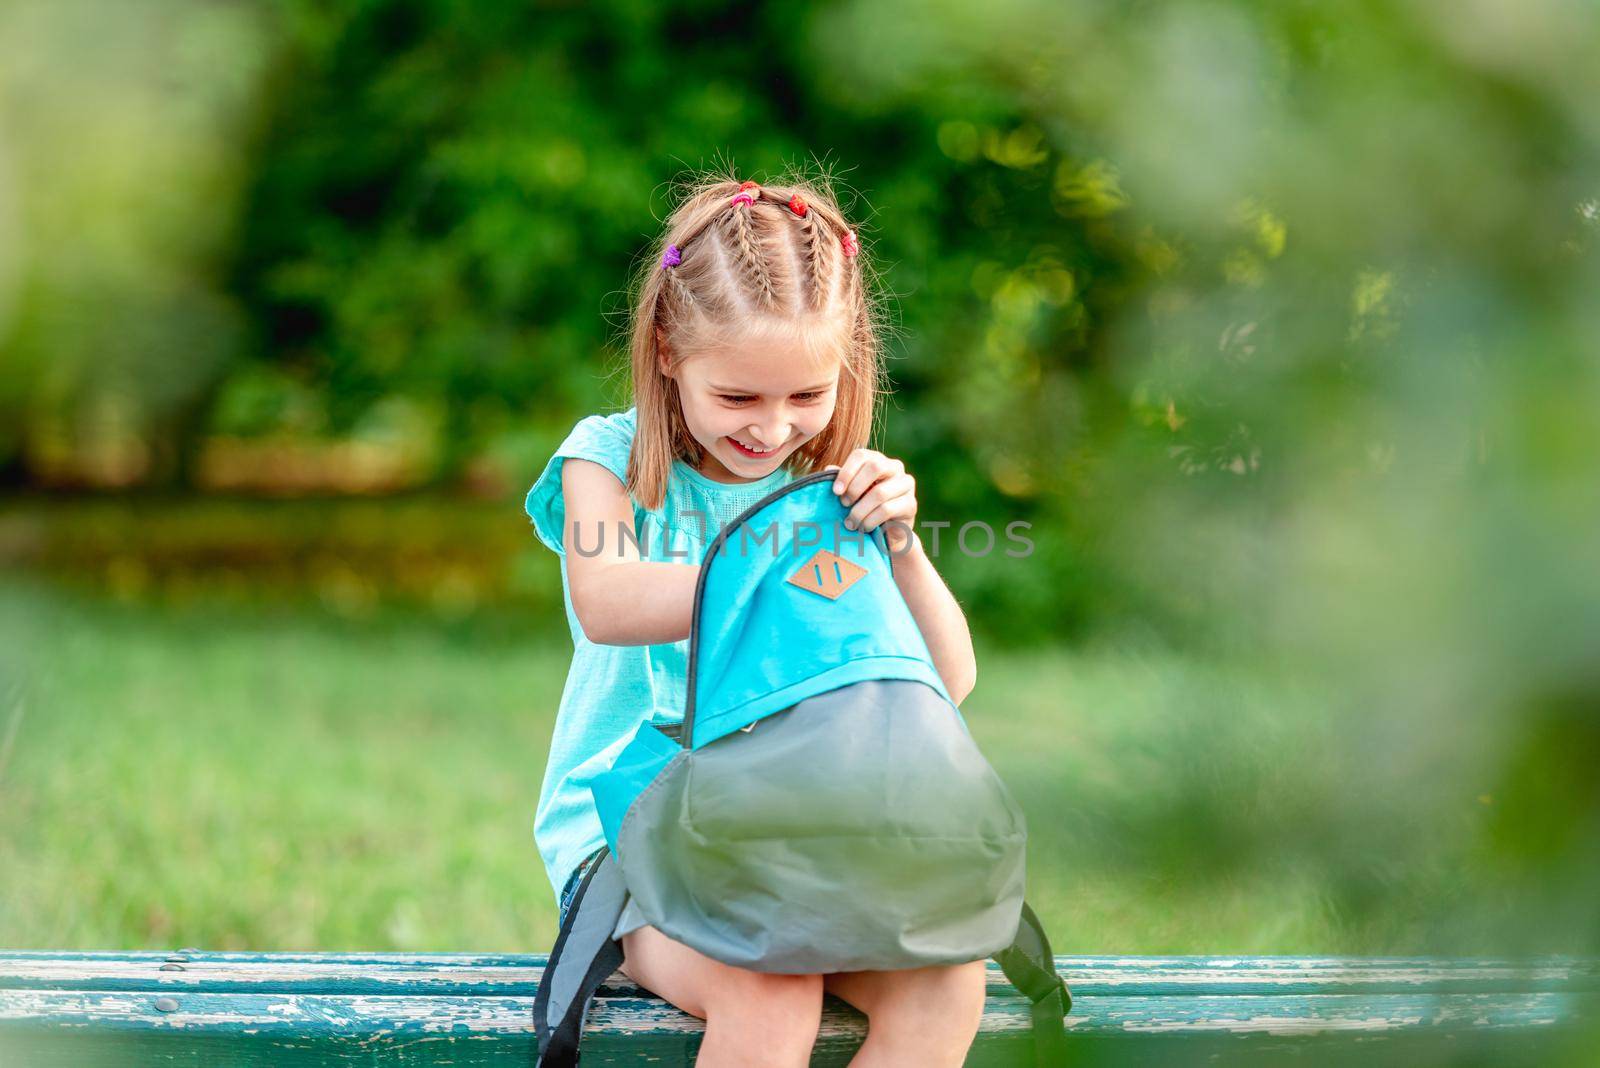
[525,172,985,1066]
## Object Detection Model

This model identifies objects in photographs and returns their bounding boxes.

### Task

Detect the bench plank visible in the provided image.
[2,953,1595,1066]
[4,952,1596,996]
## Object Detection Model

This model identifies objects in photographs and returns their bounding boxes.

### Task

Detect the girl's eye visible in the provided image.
[793,391,824,402]
[718,395,756,405]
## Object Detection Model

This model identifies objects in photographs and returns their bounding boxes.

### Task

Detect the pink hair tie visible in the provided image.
[730,180,760,208]
[661,244,681,269]
[841,229,859,258]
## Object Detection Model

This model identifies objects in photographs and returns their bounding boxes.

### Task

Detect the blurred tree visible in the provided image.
[233,2,847,470]
[228,0,1138,632]
[0,0,270,487]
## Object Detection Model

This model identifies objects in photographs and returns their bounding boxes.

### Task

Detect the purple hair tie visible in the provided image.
[661,244,681,269]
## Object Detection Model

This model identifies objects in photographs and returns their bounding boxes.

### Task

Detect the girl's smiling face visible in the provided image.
[667,333,842,484]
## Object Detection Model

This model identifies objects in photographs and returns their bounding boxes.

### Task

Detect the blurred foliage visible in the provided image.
[2,0,1600,958]
[0,0,269,487]
[2,0,1594,647]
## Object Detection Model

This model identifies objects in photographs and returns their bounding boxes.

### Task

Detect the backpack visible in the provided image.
[533,470,1071,1064]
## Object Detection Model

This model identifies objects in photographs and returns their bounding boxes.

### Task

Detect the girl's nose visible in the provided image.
[747,422,789,447]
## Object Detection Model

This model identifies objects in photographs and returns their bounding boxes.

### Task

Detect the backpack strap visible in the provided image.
[993,900,1072,1067]
[533,847,628,1066]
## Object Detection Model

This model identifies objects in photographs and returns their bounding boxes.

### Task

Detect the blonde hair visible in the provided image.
[623,167,887,510]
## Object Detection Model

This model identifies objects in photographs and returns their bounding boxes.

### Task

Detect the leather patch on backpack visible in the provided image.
[787,549,868,601]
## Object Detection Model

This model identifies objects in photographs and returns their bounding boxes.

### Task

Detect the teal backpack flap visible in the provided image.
[602,471,1029,973]
[687,471,953,745]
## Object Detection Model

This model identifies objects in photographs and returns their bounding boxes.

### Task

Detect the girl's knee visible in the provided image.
[705,971,825,1046]
[867,963,987,1045]
[708,970,825,1019]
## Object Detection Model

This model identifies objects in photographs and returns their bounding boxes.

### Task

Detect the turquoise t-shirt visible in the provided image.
[524,407,797,899]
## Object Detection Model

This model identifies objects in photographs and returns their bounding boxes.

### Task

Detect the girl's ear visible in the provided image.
[655,327,673,378]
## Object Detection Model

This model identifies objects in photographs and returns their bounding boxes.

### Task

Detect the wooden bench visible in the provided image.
[2,950,1595,1065]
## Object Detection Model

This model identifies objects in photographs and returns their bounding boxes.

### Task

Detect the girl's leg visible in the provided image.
[619,925,824,1068]
[823,961,988,1068]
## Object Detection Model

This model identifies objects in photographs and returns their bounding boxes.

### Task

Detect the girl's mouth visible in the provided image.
[726,435,782,459]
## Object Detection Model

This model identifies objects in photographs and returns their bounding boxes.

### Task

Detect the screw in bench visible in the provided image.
[154,997,179,1013]
[160,963,185,972]
[165,955,190,963]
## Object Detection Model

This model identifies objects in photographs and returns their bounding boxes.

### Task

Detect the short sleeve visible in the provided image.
[524,410,637,556]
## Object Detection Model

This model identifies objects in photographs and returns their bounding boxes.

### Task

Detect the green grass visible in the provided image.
[0,576,1526,956]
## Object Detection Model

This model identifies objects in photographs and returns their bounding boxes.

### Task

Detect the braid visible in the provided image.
[663,265,699,317]
[654,177,861,328]
[790,201,826,312]
[809,198,858,313]
[724,203,779,310]
[839,238,858,309]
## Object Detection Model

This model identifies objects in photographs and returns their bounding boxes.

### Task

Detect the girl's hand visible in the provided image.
[827,449,918,554]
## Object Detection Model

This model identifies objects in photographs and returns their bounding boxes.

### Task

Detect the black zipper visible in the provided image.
[679,469,891,749]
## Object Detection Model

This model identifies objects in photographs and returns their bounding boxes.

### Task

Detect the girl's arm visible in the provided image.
[887,533,979,706]
[562,458,698,645]
[831,452,979,706]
